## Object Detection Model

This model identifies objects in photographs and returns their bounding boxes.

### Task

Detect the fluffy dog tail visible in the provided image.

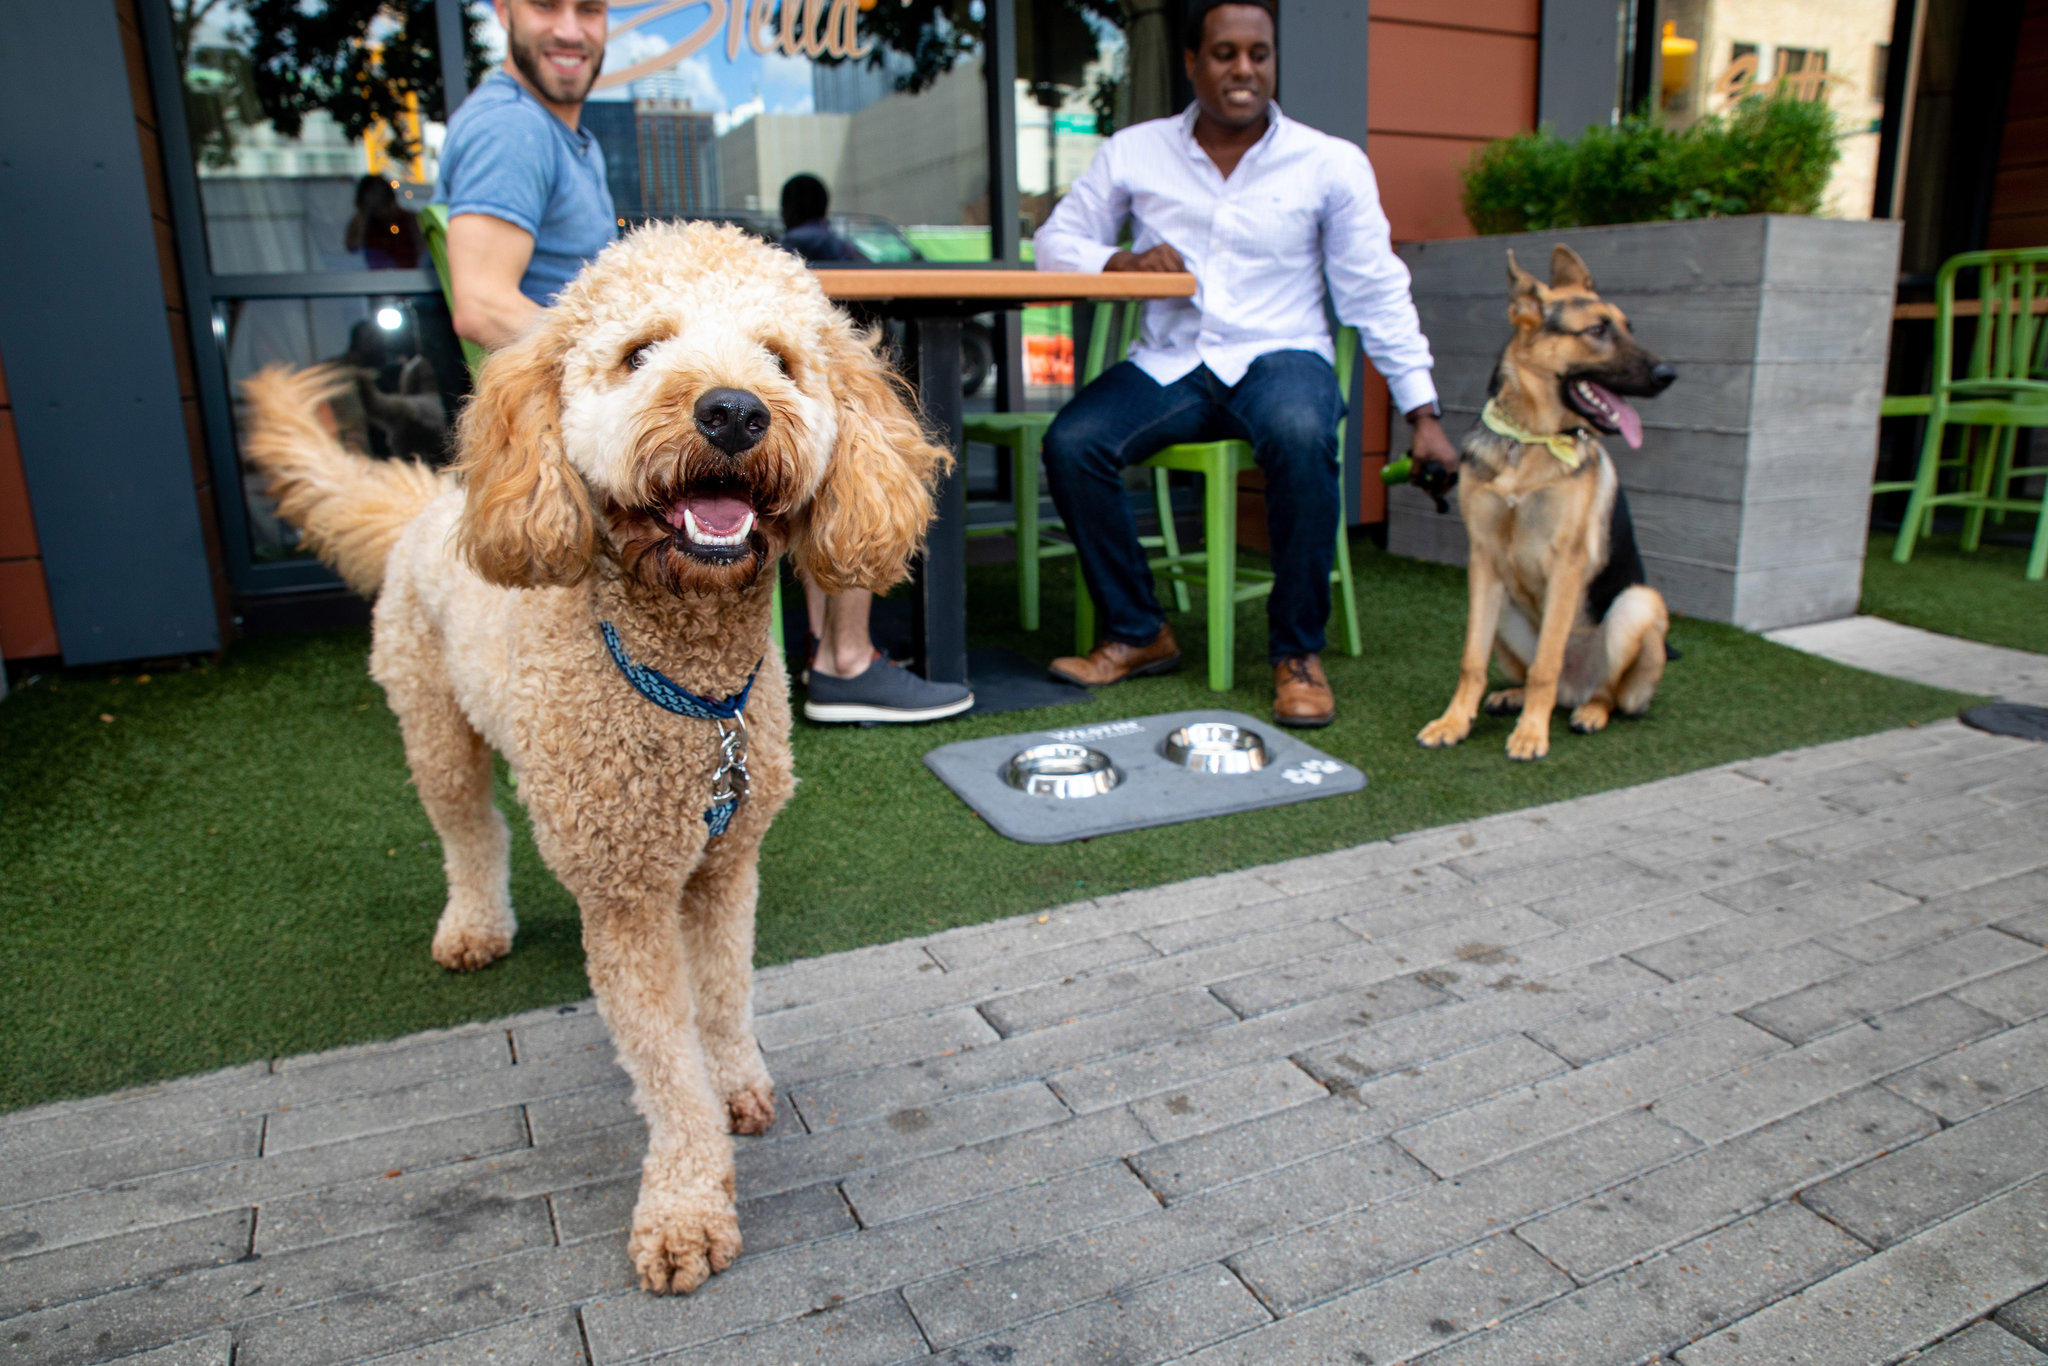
[240,364,450,596]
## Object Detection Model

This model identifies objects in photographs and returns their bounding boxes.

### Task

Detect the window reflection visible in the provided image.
[174,0,485,274]
[225,297,456,561]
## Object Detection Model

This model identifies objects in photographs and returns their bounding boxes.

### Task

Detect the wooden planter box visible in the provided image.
[1390,215,1902,631]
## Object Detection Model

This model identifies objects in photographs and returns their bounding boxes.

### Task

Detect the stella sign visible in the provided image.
[595,0,876,91]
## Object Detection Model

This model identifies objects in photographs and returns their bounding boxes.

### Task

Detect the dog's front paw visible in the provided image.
[431,922,511,972]
[629,1188,742,1294]
[725,1081,776,1136]
[1417,714,1471,748]
[1483,688,1525,716]
[1505,722,1550,761]
[1569,701,1612,734]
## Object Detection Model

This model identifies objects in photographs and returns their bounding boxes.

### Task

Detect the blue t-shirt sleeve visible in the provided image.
[443,103,555,234]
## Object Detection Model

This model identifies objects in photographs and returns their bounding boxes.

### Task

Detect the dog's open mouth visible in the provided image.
[659,484,762,564]
[1565,378,1643,450]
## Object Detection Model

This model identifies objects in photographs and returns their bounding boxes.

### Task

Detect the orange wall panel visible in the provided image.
[1368,24,1537,140]
[1368,0,1538,35]
[1366,132,1489,241]
[0,559,60,659]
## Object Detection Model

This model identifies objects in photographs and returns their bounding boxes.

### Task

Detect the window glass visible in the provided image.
[580,0,990,261]
[1655,0,1896,218]
[176,0,485,274]
[224,296,458,562]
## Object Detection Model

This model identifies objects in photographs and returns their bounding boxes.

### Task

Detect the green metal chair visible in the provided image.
[417,203,490,378]
[1891,246,2048,581]
[418,203,785,635]
[961,305,1187,631]
[1071,306,1366,691]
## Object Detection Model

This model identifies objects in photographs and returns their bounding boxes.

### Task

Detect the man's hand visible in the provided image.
[1105,243,1187,273]
[1407,409,1459,475]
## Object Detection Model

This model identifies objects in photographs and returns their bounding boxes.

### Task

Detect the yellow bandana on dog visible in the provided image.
[1480,400,1585,470]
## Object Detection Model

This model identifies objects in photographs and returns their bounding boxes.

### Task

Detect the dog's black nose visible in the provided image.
[694,388,770,455]
[1648,362,1678,393]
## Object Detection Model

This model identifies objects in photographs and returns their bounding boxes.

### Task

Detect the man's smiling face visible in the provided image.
[498,0,608,111]
[1185,3,1276,132]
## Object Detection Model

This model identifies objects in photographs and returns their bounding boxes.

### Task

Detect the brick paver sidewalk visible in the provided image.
[4,719,2046,1364]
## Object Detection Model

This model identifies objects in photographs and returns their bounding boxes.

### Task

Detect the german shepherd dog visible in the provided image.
[1418,245,1677,761]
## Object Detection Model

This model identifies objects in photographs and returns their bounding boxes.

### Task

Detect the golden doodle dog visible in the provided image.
[240,222,949,1293]
[1418,244,1677,761]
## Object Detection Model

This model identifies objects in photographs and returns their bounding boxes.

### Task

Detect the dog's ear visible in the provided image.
[1549,244,1595,292]
[1506,250,1545,329]
[789,318,953,595]
[453,318,598,588]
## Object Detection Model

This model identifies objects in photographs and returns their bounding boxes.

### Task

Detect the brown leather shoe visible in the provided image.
[1049,625,1181,687]
[1274,654,1335,728]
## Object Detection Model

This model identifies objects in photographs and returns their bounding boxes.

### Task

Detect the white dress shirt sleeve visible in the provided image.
[1032,136,1127,275]
[1320,143,1439,416]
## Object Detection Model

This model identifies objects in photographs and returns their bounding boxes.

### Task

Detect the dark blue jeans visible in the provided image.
[1042,351,1346,664]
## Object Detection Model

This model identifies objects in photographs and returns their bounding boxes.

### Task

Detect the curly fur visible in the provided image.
[239,222,950,1295]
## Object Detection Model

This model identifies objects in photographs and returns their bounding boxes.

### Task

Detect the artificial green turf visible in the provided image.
[0,539,1971,1112]
[1860,529,2048,656]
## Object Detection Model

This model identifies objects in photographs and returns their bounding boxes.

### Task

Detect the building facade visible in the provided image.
[0,0,2040,668]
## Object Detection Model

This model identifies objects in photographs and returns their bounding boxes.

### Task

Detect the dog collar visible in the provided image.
[600,620,759,837]
[1481,400,1586,470]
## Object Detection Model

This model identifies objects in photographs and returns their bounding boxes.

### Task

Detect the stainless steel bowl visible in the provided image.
[1003,743,1121,798]
[1160,722,1268,775]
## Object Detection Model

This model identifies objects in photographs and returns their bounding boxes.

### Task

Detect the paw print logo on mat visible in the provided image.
[1281,759,1343,785]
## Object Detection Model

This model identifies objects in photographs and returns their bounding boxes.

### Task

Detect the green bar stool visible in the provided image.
[1893,247,2048,581]
[962,304,1188,632]
[1073,319,1366,691]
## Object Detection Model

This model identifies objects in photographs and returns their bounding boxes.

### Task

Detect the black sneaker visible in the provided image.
[804,655,975,724]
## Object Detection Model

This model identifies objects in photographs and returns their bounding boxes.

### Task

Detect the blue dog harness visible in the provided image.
[600,621,758,837]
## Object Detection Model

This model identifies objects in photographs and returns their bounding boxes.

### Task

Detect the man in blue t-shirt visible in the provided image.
[437,0,616,349]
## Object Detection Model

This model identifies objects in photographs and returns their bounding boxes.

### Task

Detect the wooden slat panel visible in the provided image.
[1369,24,1537,140]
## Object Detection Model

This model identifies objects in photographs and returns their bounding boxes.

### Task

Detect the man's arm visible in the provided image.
[447,212,541,352]
[1320,145,1455,469]
[1032,139,1133,274]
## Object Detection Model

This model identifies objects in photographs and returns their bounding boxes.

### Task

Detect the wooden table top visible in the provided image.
[1894,297,2048,321]
[813,268,1196,303]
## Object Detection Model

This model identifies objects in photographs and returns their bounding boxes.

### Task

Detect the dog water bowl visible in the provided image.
[1161,722,1268,775]
[1003,743,1121,798]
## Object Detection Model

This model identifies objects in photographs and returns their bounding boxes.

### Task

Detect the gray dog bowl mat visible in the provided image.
[923,708,1367,844]
[1961,702,2048,743]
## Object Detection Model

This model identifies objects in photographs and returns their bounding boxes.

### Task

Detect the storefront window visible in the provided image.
[223,296,458,562]
[1654,0,1896,218]
[580,0,991,260]
[175,0,484,274]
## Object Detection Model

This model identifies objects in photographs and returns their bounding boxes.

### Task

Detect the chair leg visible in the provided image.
[1204,453,1237,692]
[2029,491,2048,581]
[1013,432,1041,633]
[1075,563,1095,656]
[1961,426,2001,553]
[769,571,783,652]
[1333,522,1363,657]
[1894,412,1947,563]
[1153,469,1191,613]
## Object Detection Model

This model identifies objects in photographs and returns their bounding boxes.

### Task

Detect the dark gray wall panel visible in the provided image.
[1540,0,1621,140]
[0,1,220,663]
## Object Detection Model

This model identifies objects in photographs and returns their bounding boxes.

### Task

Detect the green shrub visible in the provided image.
[1460,92,1841,234]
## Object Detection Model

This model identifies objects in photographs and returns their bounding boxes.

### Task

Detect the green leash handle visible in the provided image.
[1381,452,1454,514]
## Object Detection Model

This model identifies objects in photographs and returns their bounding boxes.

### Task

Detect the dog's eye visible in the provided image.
[1587,321,1611,341]
[626,341,657,371]
[765,345,791,377]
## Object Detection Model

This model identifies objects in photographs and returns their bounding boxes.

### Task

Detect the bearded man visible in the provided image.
[438,0,616,350]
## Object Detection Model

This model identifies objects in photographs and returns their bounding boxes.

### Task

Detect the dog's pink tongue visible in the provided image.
[1588,382,1644,449]
[668,495,753,535]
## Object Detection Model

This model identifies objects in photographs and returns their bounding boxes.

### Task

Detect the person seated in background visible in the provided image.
[1033,0,1460,729]
[776,172,974,725]
[346,174,423,270]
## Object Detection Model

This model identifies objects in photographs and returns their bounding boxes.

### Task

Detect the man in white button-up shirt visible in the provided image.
[1035,0,1457,727]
